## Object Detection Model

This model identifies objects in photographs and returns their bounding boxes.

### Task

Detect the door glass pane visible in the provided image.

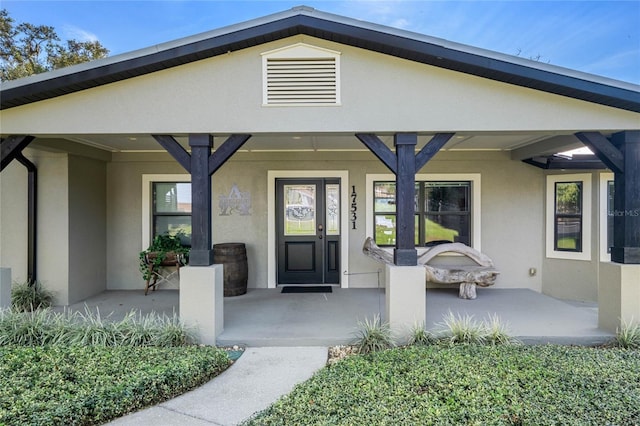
[284,184,316,236]
[154,183,191,213]
[326,184,340,235]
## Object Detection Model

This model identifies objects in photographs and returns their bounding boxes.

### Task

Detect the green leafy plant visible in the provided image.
[0,307,196,347]
[352,314,394,354]
[10,280,54,312]
[484,313,519,346]
[139,231,189,281]
[437,311,486,345]
[407,322,436,346]
[0,345,230,425]
[247,345,640,425]
[614,318,640,349]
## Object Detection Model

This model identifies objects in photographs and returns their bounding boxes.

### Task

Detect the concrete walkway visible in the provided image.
[107,346,328,426]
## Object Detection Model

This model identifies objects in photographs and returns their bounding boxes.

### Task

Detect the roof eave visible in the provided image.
[1,9,639,112]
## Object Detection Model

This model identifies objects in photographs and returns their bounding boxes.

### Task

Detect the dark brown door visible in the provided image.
[276,178,340,284]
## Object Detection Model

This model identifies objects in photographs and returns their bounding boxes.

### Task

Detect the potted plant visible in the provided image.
[139,231,190,282]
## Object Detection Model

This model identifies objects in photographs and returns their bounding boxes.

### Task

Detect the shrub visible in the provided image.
[483,313,519,346]
[0,345,230,425]
[247,345,640,425]
[433,312,517,346]
[10,280,54,312]
[352,314,394,354]
[407,322,436,346]
[436,311,486,345]
[0,307,196,347]
[614,318,640,349]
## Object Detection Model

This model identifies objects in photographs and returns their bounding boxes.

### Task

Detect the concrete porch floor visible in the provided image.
[60,287,612,346]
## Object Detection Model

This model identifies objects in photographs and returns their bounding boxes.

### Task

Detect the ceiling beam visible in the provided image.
[1,135,35,172]
[510,135,583,161]
[355,134,397,174]
[152,135,191,173]
[575,132,624,174]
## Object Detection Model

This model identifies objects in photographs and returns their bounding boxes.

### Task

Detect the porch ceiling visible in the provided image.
[32,131,584,155]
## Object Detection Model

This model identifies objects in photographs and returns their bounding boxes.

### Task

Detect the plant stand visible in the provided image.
[144,252,182,295]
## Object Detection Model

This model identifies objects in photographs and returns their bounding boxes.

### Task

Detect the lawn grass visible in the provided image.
[246,345,640,425]
[0,345,231,425]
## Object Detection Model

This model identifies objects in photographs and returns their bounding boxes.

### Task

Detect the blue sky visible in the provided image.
[4,1,639,84]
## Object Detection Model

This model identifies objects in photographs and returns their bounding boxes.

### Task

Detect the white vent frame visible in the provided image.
[261,43,341,106]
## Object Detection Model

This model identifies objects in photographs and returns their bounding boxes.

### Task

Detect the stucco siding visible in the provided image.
[542,172,600,302]
[33,151,70,304]
[2,36,638,136]
[0,160,29,283]
[105,149,544,292]
[68,155,107,304]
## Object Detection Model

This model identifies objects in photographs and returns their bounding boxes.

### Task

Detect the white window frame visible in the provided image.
[599,172,614,262]
[365,173,482,253]
[261,43,342,107]
[141,174,191,251]
[545,173,592,261]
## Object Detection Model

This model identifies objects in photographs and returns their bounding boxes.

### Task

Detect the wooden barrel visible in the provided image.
[213,243,248,297]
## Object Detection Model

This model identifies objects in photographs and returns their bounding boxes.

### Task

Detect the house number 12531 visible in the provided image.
[351,186,357,230]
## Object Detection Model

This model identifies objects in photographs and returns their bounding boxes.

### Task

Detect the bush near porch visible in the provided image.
[0,345,230,425]
[246,345,640,425]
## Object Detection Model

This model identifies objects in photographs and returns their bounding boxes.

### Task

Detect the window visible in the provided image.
[554,181,583,252]
[153,182,192,246]
[546,174,591,261]
[599,172,614,261]
[142,175,191,251]
[373,181,471,247]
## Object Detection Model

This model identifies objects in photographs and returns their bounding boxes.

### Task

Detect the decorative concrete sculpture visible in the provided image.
[363,237,499,299]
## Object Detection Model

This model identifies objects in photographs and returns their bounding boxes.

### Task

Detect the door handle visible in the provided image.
[318,224,323,239]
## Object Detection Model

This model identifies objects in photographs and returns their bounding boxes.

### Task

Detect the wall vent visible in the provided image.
[262,43,341,106]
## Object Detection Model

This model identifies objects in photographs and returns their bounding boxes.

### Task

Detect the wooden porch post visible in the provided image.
[189,134,214,266]
[576,130,640,264]
[356,132,454,266]
[152,133,251,266]
[611,131,640,264]
[394,133,418,266]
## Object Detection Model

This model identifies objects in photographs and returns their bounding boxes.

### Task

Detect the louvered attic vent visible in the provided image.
[262,43,341,106]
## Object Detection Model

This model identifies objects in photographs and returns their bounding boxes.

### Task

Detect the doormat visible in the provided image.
[281,286,333,293]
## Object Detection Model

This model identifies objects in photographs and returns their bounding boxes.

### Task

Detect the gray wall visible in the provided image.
[541,173,599,302]
[68,154,107,304]
[106,149,545,293]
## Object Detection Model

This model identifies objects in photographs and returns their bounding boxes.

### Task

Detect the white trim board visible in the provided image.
[267,170,350,288]
[599,172,614,262]
[545,173,592,261]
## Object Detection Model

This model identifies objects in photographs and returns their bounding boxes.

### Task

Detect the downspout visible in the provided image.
[14,153,37,283]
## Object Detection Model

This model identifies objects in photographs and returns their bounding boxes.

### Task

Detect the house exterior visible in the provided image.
[1,7,639,342]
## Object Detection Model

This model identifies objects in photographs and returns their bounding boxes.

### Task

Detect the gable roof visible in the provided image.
[2,5,639,112]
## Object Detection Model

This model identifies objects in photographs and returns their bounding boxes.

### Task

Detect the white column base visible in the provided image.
[598,262,640,332]
[179,265,224,345]
[0,268,11,309]
[385,264,426,337]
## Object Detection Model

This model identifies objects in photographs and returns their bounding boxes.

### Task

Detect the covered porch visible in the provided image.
[58,288,611,346]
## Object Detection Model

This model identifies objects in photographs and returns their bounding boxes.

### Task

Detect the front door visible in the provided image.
[276,178,340,284]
